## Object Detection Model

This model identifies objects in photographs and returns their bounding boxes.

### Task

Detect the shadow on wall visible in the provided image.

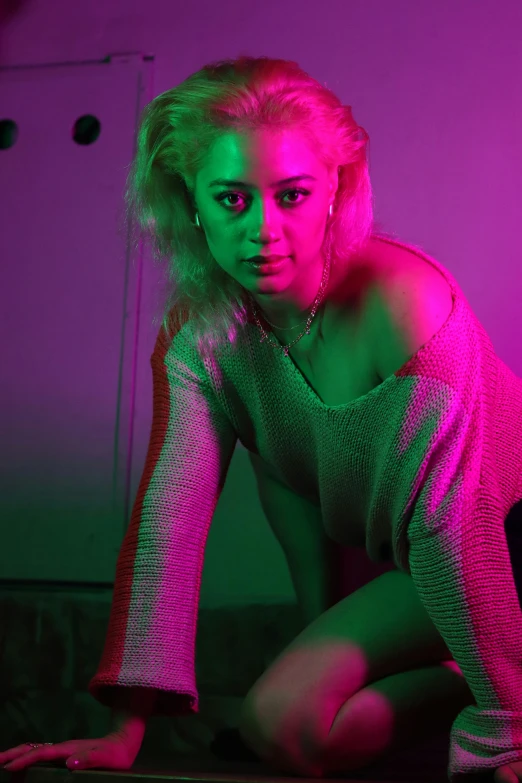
[0,0,35,59]
[0,0,33,24]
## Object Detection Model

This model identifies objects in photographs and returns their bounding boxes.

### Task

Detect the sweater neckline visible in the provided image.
[276,338,399,411]
[269,236,459,412]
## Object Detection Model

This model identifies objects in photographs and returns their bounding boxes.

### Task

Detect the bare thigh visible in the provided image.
[239,569,458,758]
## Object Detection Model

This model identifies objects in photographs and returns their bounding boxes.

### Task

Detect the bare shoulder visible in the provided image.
[364,237,454,379]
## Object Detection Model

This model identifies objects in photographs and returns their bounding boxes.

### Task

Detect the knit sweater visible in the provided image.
[89,236,522,779]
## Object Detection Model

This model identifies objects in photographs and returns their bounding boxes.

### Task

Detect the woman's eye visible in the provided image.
[217,189,309,209]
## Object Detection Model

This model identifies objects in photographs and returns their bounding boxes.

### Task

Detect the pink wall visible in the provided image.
[1,0,520,604]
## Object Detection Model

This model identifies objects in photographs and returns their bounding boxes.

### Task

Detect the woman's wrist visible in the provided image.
[109,688,156,739]
[109,708,147,743]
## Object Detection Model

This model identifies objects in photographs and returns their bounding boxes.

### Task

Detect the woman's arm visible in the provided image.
[88,322,238,716]
[254,470,345,627]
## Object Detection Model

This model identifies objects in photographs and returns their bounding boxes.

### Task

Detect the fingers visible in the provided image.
[0,743,36,764]
[2,742,78,771]
[0,743,56,766]
[1,739,134,772]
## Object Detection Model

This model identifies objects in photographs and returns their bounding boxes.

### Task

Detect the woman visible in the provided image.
[2,55,522,783]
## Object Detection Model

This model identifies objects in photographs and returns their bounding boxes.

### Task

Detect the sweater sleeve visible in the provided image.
[88,321,238,715]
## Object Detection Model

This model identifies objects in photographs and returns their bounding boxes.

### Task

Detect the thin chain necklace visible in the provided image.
[248,249,331,357]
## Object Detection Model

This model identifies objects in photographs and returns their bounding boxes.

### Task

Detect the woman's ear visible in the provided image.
[184,173,196,195]
[329,165,340,202]
[182,176,197,211]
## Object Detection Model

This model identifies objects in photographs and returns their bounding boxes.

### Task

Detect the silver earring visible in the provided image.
[195,212,200,228]
[329,203,333,217]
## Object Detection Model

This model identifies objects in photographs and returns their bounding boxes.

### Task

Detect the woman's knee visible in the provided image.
[238,688,322,776]
[237,642,366,775]
[239,660,474,778]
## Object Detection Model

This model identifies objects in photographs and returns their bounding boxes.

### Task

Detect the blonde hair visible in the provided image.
[124,54,388,358]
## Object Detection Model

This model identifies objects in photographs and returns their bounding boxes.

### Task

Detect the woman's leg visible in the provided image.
[315,660,474,776]
[238,569,470,776]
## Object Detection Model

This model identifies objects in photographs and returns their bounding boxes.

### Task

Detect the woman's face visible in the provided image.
[191,128,339,326]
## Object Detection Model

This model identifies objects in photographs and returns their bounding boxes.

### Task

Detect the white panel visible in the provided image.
[0,53,154,582]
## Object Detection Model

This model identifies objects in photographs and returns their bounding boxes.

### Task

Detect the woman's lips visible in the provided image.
[246,256,288,273]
